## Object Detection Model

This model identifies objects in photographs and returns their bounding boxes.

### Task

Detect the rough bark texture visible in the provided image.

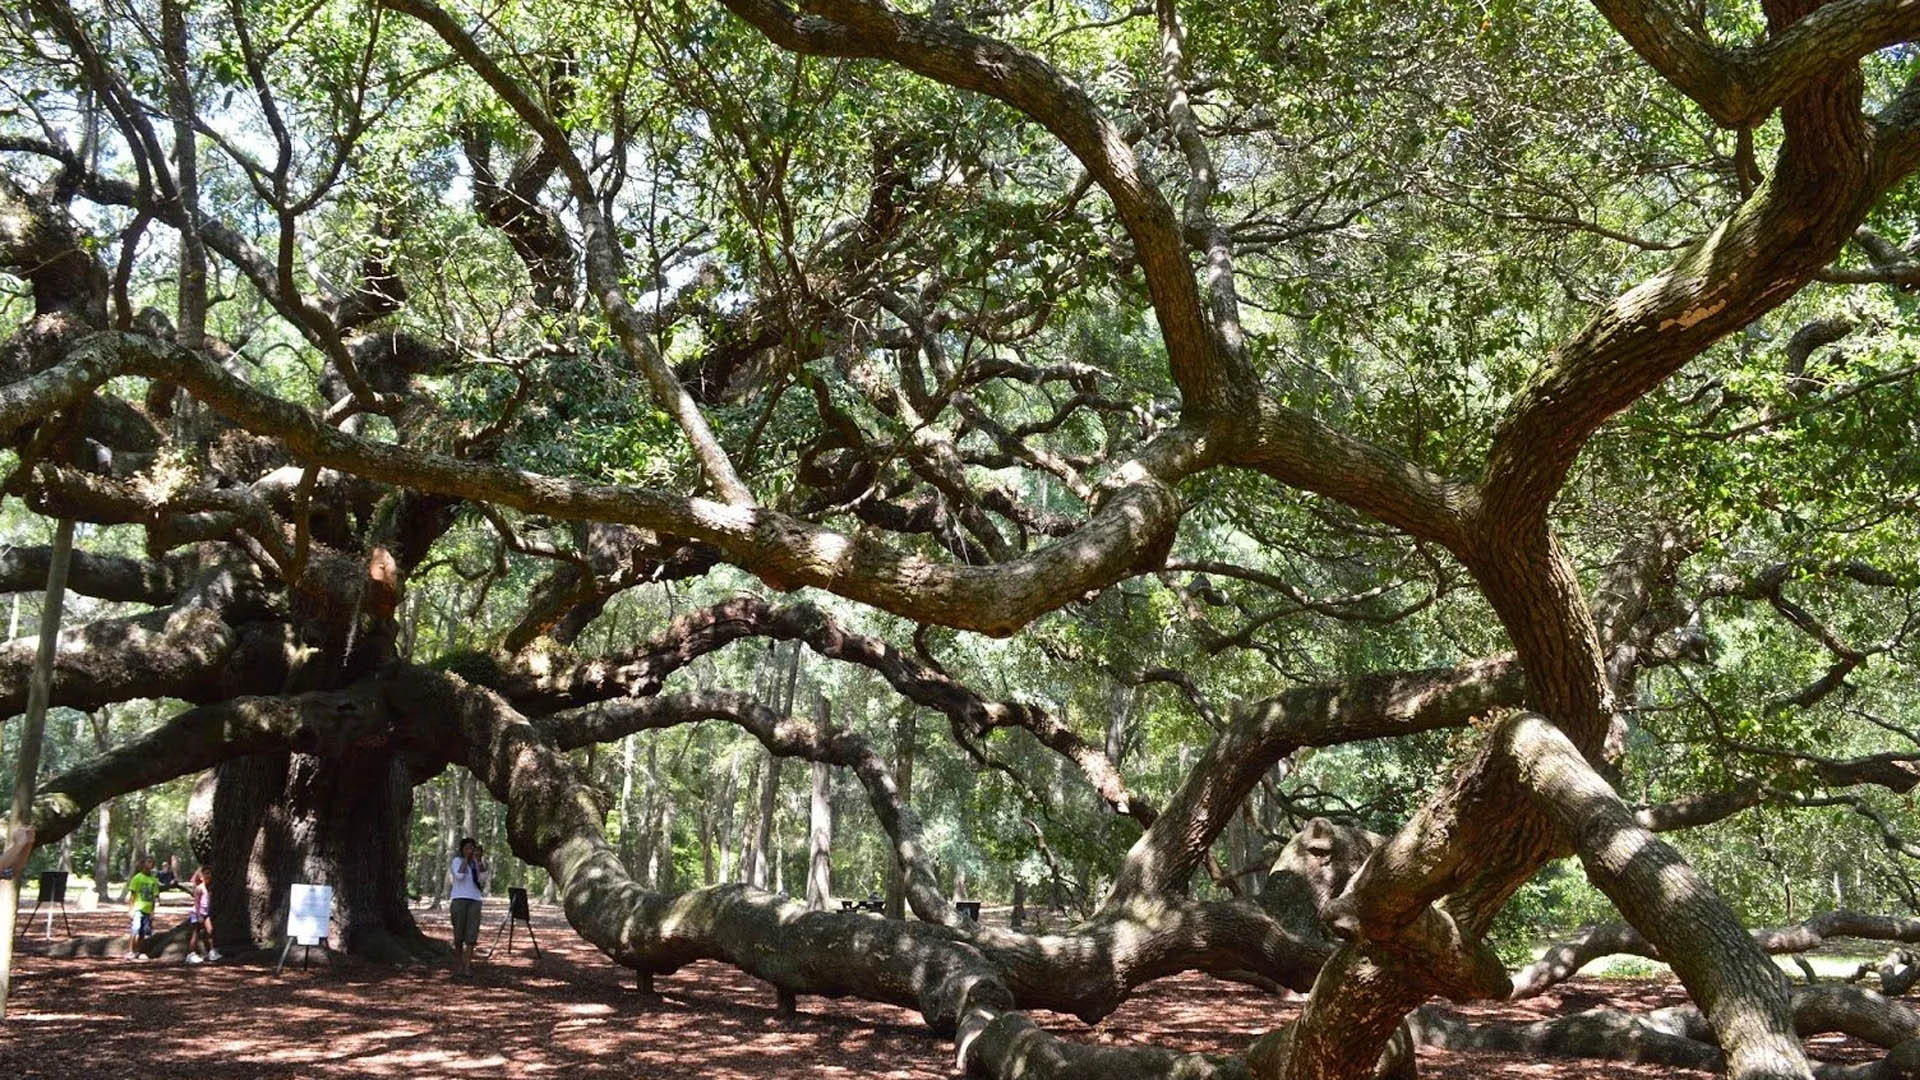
[188,748,436,961]
[1503,712,1812,1079]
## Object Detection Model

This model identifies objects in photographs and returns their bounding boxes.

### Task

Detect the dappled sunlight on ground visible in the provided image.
[5,901,947,1080]
[0,900,1884,1079]
[1031,970,1295,1053]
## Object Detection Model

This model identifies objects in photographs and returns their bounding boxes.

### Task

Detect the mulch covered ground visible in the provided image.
[0,895,1876,1078]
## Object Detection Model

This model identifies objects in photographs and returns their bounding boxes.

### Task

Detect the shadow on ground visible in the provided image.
[2,896,1851,1079]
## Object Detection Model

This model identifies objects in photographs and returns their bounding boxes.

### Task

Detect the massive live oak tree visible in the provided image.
[6,0,1920,1076]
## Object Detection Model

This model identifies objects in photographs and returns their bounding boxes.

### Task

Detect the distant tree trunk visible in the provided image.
[635,736,658,887]
[429,782,446,901]
[699,782,715,886]
[460,768,478,842]
[400,592,422,661]
[93,800,111,902]
[619,733,638,873]
[1104,683,1133,768]
[1048,760,1069,911]
[749,757,781,889]
[440,582,465,655]
[1240,801,1262,895]
[655,791,676,893]
[55,712,89,879]
[954,865,969,902]
[439,776,458,907]
[885,707,916,920]
[772,812,784,895]
[1011,878,1026,929]
[735,761,760,885]
[807,694,833,911]
[716,754,740,884]
[128,812,145,877]
[89,708,115,902]
[746,647,800,890]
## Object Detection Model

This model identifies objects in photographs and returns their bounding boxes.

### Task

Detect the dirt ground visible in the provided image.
[0,895,1879,1079]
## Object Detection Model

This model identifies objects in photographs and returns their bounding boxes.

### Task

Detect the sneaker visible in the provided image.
[207,949,221,961]
[133,954,149,962]
[186,953,204,964]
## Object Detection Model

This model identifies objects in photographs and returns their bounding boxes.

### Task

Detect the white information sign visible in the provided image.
[288,883,333,945]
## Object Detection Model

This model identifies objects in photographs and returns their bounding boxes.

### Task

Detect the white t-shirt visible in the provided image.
[450,855,487,902]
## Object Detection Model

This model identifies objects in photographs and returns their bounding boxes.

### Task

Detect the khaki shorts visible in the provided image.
[450,898,482,945]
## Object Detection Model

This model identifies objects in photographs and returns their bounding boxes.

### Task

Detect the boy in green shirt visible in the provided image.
[127,856,159,960]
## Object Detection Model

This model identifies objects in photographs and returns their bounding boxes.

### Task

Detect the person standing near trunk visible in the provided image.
[449,838,487,977]
[126,856,158,960]
[185,866,217,963]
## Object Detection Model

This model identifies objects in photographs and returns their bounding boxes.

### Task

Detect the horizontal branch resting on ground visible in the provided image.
[1513,911,1920,999]
[1416,982,1920,1079]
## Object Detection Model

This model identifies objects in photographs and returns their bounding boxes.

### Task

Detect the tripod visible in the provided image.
[480,886,539,960]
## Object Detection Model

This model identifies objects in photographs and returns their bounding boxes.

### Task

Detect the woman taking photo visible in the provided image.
[449,838,487,977]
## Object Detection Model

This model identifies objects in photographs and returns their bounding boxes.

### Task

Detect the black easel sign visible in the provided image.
[18,871,73,938]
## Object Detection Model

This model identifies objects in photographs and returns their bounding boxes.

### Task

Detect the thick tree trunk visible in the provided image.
[1502,713,1812,1080]
[191,750,434,960]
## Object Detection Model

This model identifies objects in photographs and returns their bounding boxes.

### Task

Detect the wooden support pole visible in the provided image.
[0,517,76,1020]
